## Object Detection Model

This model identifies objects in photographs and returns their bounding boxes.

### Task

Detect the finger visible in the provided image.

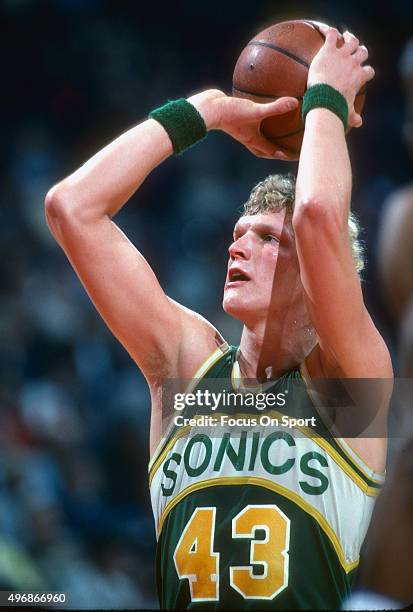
[352,45,368,64]
[313,22,330,37]
[316,24,339,42]
[349,112,363,128]
[260,96,298,117]
[343,30,359,53]
[324,27,340,48]
[362,64,375,82]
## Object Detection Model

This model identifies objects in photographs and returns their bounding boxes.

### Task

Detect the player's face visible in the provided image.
[223,211,309,328]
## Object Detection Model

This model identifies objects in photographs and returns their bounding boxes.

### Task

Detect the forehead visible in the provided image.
[234,211,292,234]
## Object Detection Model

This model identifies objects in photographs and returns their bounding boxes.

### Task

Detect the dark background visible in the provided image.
[0,0,411,608]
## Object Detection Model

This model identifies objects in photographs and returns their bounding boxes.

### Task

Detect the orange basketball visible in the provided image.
[233,20,366,156]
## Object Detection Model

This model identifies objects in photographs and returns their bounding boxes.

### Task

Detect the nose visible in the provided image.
[228,234,251,260]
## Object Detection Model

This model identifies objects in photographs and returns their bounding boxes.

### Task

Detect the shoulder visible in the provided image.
[148,303,230,456]
[167,298,229,380]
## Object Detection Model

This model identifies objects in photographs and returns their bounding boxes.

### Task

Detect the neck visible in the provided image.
[239,320,305,382]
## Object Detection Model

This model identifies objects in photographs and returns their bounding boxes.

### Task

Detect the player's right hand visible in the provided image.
[188,89,299,160]
[308,26,375,128]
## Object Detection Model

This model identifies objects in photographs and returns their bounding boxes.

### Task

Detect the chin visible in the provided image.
[223,296,239,317]
[223,293,261,324]
[223,293,246,321]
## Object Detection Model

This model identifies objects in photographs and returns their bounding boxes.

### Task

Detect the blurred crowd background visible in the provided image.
[1,0,412,608]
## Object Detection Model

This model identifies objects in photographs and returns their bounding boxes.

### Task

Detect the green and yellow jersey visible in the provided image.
[149,345,384,609]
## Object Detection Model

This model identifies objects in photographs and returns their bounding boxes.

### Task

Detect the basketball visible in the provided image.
[232,20,366,156]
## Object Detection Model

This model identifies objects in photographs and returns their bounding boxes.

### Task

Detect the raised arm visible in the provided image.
[45,90,298,384]
[45,115,183,383]
[292,28,392,379]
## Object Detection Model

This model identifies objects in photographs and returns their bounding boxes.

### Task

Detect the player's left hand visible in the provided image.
[188,89,299,160]
[308,25,375,129]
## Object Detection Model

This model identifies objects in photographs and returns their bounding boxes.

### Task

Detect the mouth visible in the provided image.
[226,269,251,288]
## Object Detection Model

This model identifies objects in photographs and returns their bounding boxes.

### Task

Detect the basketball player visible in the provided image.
[45,26,392,609]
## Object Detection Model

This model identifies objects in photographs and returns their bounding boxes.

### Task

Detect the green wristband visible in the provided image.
[302,84,348,130]
[149,98,207,155]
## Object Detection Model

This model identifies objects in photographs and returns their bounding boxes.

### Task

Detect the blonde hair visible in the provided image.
[243,173,365,273]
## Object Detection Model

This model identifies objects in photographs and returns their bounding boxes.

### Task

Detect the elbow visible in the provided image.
[45,182,73,235]
[45,180,91,239]
[292,197,346,237]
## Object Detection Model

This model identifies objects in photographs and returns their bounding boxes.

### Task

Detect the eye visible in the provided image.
[263,234,279,244]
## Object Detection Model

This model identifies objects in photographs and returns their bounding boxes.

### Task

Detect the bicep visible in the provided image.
[50,213,182,380]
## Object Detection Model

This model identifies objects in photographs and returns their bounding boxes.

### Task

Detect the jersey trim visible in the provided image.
[158,476,359,574]
[231,357,274,393]
[148,345,230,472]
[300,359,386,485]
[186,345,230,393]
[149,425,190,486]
[306,433,380,496]
[333,437,385,484]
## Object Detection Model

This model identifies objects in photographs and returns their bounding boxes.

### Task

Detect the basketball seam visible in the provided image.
[247,40,310,68]
[302,21,326,42]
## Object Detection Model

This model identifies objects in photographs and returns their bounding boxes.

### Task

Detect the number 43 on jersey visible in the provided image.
[174,504,290,602]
